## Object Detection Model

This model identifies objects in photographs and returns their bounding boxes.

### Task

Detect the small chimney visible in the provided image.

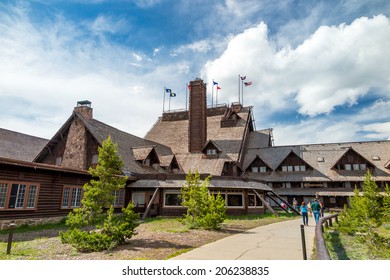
[188,79,207,153]
[74,100,93,120]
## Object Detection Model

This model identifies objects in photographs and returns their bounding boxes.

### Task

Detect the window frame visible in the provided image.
[163,190,183,207]
[0,181,39,210]
[113,189,125,208]
[226,193,244,208]
[61,186,83,209]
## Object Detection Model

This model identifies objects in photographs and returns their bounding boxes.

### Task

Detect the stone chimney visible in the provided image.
[74,100,93,120]
[188,79,207,153]
[61,101,91,170]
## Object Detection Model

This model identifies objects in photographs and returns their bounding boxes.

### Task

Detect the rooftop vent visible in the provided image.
[372,155,380,161]
[317,157,325,162]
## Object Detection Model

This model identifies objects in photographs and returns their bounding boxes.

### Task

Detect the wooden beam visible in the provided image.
[267,190,301,215]
[252,189,277,215]
[141,187,160,221]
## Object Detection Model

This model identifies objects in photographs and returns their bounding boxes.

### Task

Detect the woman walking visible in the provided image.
[300,201,309,226]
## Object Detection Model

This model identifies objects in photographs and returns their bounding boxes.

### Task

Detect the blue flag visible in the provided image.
[165,88,172,93]
[213,81,218,85]
[170,92,176,97]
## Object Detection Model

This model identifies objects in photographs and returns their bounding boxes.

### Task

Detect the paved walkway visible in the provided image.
[172,218,316,260]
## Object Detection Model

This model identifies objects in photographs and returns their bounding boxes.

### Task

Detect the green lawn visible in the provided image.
[324,224,390,260]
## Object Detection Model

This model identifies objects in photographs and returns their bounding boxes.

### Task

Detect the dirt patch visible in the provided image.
[0,216,296,260]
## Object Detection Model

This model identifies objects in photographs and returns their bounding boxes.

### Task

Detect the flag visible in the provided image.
[240,76,246,80]
[217,86,221,90]
[170,92,176,97]
[244,81,252,87]
[165,88,172,93]
[213,80,218,85]
[187,84,191,90]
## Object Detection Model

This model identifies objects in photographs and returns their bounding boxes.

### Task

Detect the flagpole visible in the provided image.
[169,93,171,112]
[212,79,214,107]
[238,75,241,104]
[163,87,166,113]
[185,83,188,111]
[216,87,219,106]
[242,81,244,106]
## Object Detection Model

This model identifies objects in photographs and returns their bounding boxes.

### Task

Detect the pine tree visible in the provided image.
[61,136,139,251]
[181,171,226,230]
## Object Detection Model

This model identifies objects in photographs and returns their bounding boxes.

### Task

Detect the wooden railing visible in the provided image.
[315,213,339,260]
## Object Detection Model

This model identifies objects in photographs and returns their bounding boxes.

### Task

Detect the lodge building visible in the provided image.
[1,78,390,228]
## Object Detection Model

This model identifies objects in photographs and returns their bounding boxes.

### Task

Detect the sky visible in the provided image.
[1,0,390,146]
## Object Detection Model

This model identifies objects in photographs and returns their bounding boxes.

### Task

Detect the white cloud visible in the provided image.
[0,3,189,139]
[202,15,390,117]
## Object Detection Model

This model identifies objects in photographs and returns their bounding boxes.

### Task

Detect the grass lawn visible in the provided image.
[324,224,390,260]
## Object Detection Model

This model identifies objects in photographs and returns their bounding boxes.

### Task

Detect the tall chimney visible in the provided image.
[188,79,207,153]
[74,100,93,120]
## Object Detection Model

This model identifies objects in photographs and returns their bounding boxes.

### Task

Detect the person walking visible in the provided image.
[320,201,325,217]
[300,201,309,226]
[311,198,321,223]
[307,201,312,217]
[293,197,298,211]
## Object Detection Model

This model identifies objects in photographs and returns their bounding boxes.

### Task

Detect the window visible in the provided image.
[227,194,243,207]
[251,166,258,173]
[113,189,125,207]
[0,182,39,210]
[360,163,367,170]
[353,164,360,170]
[62,186,83,208]
[206,149,217,155]
[248,194,263,208]
[344,164,352,170]
[259,166,267,173]
[56,157,62,166]
[92,154,98,164]
[132,192,145,206]
[164,191,182,207]
[282,165,306,172]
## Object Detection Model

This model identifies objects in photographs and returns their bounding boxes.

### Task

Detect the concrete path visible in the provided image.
[172,218,316,260]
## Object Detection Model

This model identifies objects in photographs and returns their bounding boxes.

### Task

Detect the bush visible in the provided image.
[181,171,226,230]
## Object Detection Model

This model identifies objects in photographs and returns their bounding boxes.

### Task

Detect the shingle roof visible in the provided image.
[0,128,48,161]
[243,140,390,182]
[145,106,252,175]
[35,112,176,175]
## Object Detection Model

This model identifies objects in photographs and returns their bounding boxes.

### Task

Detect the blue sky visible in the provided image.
[1,0,390,145]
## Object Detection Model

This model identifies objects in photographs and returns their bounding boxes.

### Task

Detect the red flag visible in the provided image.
[244,81,252,87]
[217,86,221,90]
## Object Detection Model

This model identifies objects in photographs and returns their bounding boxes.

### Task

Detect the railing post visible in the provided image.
[300,224,307,260]
[6,222,16,254]
[329,218,333,227]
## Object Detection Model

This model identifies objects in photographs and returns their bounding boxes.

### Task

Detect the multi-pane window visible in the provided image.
[248,194,263,208]
[251,166,267,173]
[0,182,39,210]
[343,163,366,171]
[282,165,306,172]
[227,194,243,207]
[61,186,83,208]
[206,149,217,155]
[113,189,125,207]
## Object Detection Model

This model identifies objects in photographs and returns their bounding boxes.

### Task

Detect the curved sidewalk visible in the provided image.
[172,218,316,260]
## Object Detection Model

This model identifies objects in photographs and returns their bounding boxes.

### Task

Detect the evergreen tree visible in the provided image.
[61,136,139,252]
[181,171,226,230]
[338,171,385,250]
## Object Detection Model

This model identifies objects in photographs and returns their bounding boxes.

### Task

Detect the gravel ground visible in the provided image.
[0,216,295,260]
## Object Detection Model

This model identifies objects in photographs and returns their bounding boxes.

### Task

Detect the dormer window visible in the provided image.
[202,140,222,158]
[276,151,312,172]
[207,149,217,155]
[246,156,272,174]
[332,147,373,172]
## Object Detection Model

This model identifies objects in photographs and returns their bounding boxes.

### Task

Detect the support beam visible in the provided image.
[265,193,289,213]
[252,189,277,215]
[142,187,160,221]
[267,191,301,215]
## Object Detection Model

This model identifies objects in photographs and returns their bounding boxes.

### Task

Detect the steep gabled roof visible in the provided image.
[145,106,253,175]
[34,112,175,175]
[330,147,375,170]
[0,128,48,161]
[245,155,273,172]
[243,140,390,182]
[132,147,155,161]
[202,140,223,154]
[275,150,314,171]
